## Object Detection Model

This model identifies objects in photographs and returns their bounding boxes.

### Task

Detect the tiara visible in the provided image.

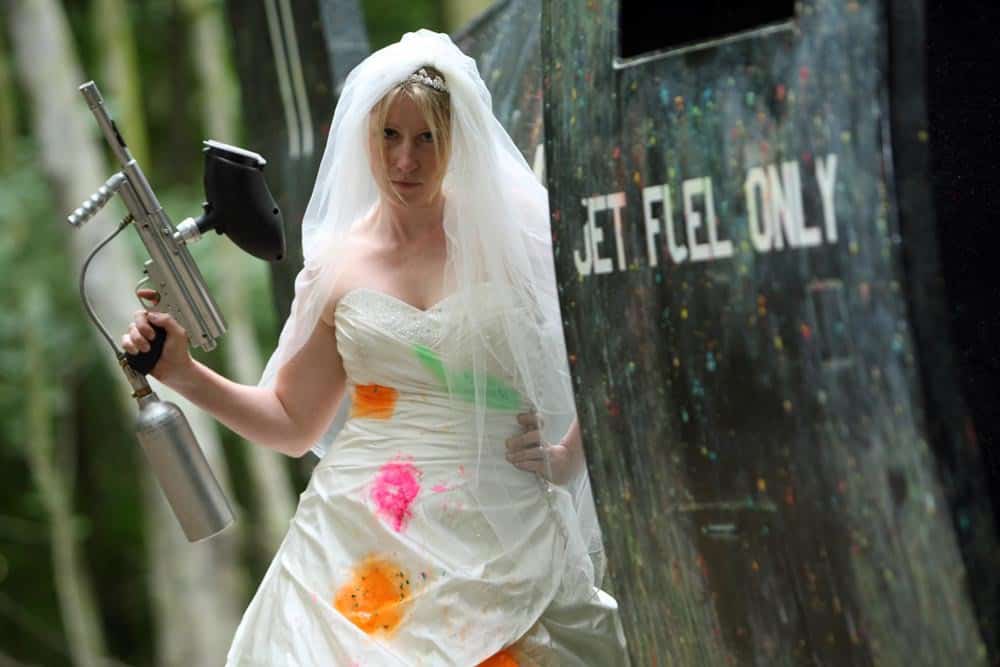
[407,67,448,93]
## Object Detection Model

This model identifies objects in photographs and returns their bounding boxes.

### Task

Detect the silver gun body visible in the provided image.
[77,81,225,351]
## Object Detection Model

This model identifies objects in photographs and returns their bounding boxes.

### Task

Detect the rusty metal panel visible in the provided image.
[541,0,997,664]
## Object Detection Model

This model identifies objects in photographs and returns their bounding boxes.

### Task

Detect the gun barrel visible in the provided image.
[79,81,133,168]
[75,79,226,353]
[79,80,103,109]
[79,82,164,216]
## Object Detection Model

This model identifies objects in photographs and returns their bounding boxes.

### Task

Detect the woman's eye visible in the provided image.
[420,132,434,142]
[383,128,398,139]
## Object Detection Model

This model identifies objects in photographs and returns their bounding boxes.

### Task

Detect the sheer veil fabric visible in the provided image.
[258,30,605,583]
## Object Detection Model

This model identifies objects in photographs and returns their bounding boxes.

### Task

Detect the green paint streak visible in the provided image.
[413,344,522,410]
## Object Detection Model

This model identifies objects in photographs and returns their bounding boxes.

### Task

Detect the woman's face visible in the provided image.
[374,93,446,206]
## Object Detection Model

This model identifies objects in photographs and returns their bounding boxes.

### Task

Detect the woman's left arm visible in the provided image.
[505,413,584,485]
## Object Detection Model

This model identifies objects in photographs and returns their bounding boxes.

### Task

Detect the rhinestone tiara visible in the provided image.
[407,67,448,93]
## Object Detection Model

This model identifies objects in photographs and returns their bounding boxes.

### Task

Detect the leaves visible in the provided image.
[0,0,451,663]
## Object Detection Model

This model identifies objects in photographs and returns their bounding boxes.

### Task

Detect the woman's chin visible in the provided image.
[377,182,444,208]
[397,187,424,201]
[401,189,443,207]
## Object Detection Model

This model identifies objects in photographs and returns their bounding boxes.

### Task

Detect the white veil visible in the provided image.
[258,29,605,582]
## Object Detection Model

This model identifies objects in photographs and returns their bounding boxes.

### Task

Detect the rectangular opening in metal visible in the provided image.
[619,2,796,60]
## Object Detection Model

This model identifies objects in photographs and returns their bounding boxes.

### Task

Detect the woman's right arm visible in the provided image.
[124,303,347,458]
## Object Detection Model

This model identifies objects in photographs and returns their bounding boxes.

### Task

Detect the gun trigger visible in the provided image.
[135,276,161,308]
[140,295,159,309]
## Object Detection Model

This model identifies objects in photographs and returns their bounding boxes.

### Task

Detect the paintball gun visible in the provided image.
[67,81,285,542]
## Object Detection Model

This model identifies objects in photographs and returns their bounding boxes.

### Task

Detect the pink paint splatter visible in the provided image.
[431,484,450,493]
[371,460,422,531]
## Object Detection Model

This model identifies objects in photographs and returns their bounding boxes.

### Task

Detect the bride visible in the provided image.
[122,29,628,666]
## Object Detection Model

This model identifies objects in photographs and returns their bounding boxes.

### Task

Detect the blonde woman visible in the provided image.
[123,30,627,666]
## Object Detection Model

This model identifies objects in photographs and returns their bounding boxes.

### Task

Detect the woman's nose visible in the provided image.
[393,144,418,174]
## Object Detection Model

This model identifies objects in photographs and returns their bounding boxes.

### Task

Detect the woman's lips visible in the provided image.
[392,181,421,189]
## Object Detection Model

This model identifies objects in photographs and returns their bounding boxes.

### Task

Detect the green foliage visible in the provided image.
[361,0,447,48]
[0,139,101,666]
[1,0,454,662]
[0,140,89,424]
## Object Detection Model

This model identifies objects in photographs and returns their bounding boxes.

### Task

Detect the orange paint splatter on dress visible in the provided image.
[350,383,398,419]
[478,649,519,666]
[333,556,411,635]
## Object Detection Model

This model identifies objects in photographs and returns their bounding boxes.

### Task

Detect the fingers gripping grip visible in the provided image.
[125,324,167,375]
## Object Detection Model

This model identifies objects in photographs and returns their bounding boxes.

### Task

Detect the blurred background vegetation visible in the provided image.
[0,0,488,664]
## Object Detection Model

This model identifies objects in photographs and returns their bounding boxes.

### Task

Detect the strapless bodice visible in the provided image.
[320,283,535,475]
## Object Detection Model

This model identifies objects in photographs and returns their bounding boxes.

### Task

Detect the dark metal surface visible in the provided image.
[454,0,545,164]
[222,0,1000,662]
[887,0,1000,656]
[225,0,369,322]
[541,0,997,663]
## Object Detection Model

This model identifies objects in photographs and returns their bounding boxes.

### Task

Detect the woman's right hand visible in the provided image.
[121,289,194,385]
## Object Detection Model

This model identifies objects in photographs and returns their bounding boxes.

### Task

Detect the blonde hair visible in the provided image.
[368,66,452,204]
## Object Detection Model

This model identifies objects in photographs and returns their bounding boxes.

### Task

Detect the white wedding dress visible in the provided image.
[226,284,628,666]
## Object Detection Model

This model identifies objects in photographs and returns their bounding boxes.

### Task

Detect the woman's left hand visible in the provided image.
[505,412,573,483]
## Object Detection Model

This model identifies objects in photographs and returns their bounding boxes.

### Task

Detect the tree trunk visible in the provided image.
[2,6,107,664]
[91,0,149,166]
[21,259,107,666]
[0,26,16,169]
[178,0,241,144]
[180,0,297,555]
[7,1,244,664]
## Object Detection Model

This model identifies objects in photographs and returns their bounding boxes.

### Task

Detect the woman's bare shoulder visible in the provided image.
[318,232,380,326]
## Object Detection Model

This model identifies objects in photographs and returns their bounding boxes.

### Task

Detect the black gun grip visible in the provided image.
[125,323,167,375]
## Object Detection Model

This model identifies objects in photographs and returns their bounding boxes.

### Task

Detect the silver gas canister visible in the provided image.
[134,392,234,542]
